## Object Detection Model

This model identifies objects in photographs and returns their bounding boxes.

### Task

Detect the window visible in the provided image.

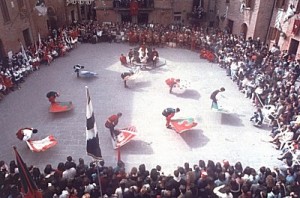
[0,0,10,22]
[245,0,251,8]
[268,27,279,40]
[17,0,24,9]
[17,0,27,18]
[226,0,230,3]
[295,1,300,14]
[276,0,286,9]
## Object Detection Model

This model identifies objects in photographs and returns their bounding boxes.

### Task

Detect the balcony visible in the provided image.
[112,0,154,11]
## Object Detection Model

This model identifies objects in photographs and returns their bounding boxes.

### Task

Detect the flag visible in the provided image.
[292,19,300,35]
[113,126,137,149]
[224,6,228,19]
[284,3,295,23]
[38,32,42,50]
[20,42,28,62]
[275,10,283,31]
[130,0,138,16]
[86,86,102,160]
[35,0,47,16]
[170,118,198,133]
[26,135,57,152]
[13,147,42,198]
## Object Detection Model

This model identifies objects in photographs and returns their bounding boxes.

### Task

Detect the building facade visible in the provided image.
[3,0,300,61]
[0,0,79,59]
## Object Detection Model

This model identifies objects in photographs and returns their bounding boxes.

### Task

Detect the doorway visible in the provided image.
[240,23,248,39]
[121,13,132,23]
[227,19,234,34]
[289,39,299,56]
[22,29,31,47]
[0,39,5,61]
[138,13,148,24]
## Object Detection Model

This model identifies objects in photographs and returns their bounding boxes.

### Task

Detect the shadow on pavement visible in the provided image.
[180,129,209,148]
[49,109,75,119]
[131,81,152,90]
[118,140,154,155]
[174,89,201,100]
[221,113,244,126]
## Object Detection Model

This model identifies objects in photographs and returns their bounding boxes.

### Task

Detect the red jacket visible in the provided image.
[165,78,177,87]
[105,115,119,128]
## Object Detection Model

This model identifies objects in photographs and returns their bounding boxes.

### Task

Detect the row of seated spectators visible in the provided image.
[197,28,300,167]
[0,21,221,101]
[1,156,300,197]
[0,25,79,101]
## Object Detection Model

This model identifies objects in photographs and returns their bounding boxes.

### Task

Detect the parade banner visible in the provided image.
[86,86,102,160]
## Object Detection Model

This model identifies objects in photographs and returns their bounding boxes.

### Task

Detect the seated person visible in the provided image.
[120,54,127,65]
[250,108,263,126]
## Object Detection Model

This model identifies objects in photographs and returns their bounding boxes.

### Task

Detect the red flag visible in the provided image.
[13,147,42,198]
[130,0,138,16]
[113,126,137,149]
[292,19,300,35]
[170,118,197,133]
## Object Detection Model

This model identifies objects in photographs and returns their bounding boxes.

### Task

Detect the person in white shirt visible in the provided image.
[16,128,38,141]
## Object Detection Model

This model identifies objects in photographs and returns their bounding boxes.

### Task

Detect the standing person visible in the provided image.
[210,87,225,109]
[105,113,122,140]
[121,71,134,88]
[162,108,180,129]
[46,91,59,104]
[16,127,38,141]
[165,78,180,94]
[128,49,134,65]
[120,54,127,65]
[152,48,159,67]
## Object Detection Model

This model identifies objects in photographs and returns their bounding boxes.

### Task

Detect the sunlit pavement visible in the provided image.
[0,43,283,173]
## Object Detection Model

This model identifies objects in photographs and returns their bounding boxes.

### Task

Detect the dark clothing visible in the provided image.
[162,108,177,117]
[210,90,221,103]
[121,72,133,87]
[46,91,59,104]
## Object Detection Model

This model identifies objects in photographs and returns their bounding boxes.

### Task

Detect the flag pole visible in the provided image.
[117,145,121,162]
[96,160,103,198]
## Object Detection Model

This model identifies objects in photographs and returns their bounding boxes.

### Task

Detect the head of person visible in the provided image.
[176,108,180,112]
[32,129,38,134]
[176,79,180,83]
[117,112,122,118]
[220,87,225,92]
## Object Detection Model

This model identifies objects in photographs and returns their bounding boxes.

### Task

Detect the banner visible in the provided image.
[292,19,300,35]
[86,86,102,160]
[35,0,47,16]
[130,0,138,16]
[13,147,42,198]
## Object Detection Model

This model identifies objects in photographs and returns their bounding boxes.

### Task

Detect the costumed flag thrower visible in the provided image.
[86,86,102,160]
[13,147,42,198]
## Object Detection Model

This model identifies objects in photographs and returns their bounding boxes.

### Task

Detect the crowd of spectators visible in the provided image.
[1,156,300,197]
[2,20,300,197]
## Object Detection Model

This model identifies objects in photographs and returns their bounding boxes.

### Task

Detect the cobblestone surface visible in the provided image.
[0,43,283,173]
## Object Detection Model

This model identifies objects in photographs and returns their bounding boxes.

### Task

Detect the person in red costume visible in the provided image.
[165,78,180,94]
[105,113,122,140]
[120,54,127,65]
[162,108,180,129]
